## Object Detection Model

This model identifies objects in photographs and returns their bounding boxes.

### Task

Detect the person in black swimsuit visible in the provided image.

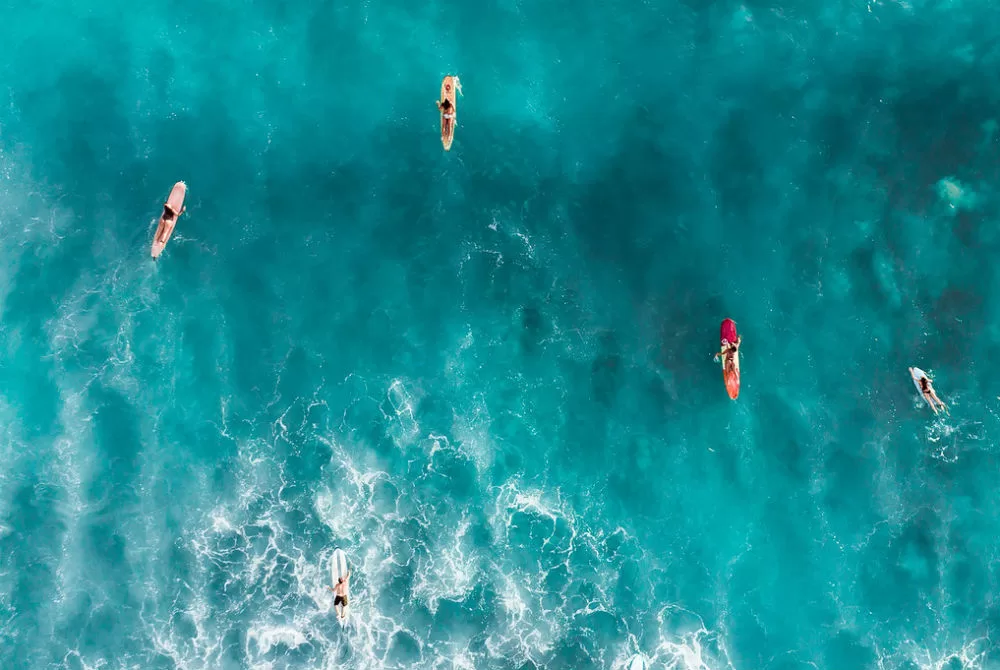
[155,202,186,246]
[917,375,948,414]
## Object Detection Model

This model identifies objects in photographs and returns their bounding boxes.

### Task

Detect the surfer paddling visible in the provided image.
[438,97,454,119]
[157,202,184,236]
[328,571,351,621]
[437,76,462,151]
[151,181,188,259]
[909,367,949,415]
[715,319,742,399]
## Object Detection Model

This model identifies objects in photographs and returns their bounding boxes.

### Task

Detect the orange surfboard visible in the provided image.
[439,76,461,151]
[151,181,187,259]
[720,318,740,399]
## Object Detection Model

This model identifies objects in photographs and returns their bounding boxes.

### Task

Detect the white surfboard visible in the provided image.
[627,654,648,670]
[331,548,349,586]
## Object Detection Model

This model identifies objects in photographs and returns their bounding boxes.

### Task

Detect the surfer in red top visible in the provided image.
[715,319,741,399]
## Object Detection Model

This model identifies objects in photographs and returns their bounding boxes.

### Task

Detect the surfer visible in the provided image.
[437,97,455,137]
[437,97,454,119]
[715,318,742,399]
[328,571,351,620]
[151,181,188,259]
[154,202,185,246]
[437,76,462,150]
[910,368,949,414]
[714,334,741,376]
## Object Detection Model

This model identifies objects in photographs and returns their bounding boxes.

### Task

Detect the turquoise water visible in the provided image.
[2,0,1000,668]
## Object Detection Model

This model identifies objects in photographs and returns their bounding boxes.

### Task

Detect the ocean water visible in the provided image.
[2,0,1000,668]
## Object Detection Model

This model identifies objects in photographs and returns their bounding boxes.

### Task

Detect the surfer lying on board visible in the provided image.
[437,98,454,118]
[917,374,949,415]
[155,202,185,245]
[328,572,351,620]
[714,335,741,376]
[437,97,455,135]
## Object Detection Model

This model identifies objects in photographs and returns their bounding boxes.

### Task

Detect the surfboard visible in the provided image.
[721,318,740,400]
[909,367,935,410]
[627,654,648,670]
[151,181,187,259]
[331,548,350,623]
[440,75,460,151]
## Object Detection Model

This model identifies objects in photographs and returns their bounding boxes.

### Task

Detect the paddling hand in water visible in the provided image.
[917,375,949,415]
[328,572,351,620]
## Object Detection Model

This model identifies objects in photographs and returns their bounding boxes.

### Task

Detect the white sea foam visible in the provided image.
[247,624,310,656]
[386,378,421,447]
[876,633,992,670]
[0,216,742,670]
[63,361,740,670]
[411,515,479,612]
[484,483,586,664]
[652,605,736,670]
[935,177,979,212]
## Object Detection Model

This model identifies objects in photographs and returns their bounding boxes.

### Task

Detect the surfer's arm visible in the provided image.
[714,340,734,360]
